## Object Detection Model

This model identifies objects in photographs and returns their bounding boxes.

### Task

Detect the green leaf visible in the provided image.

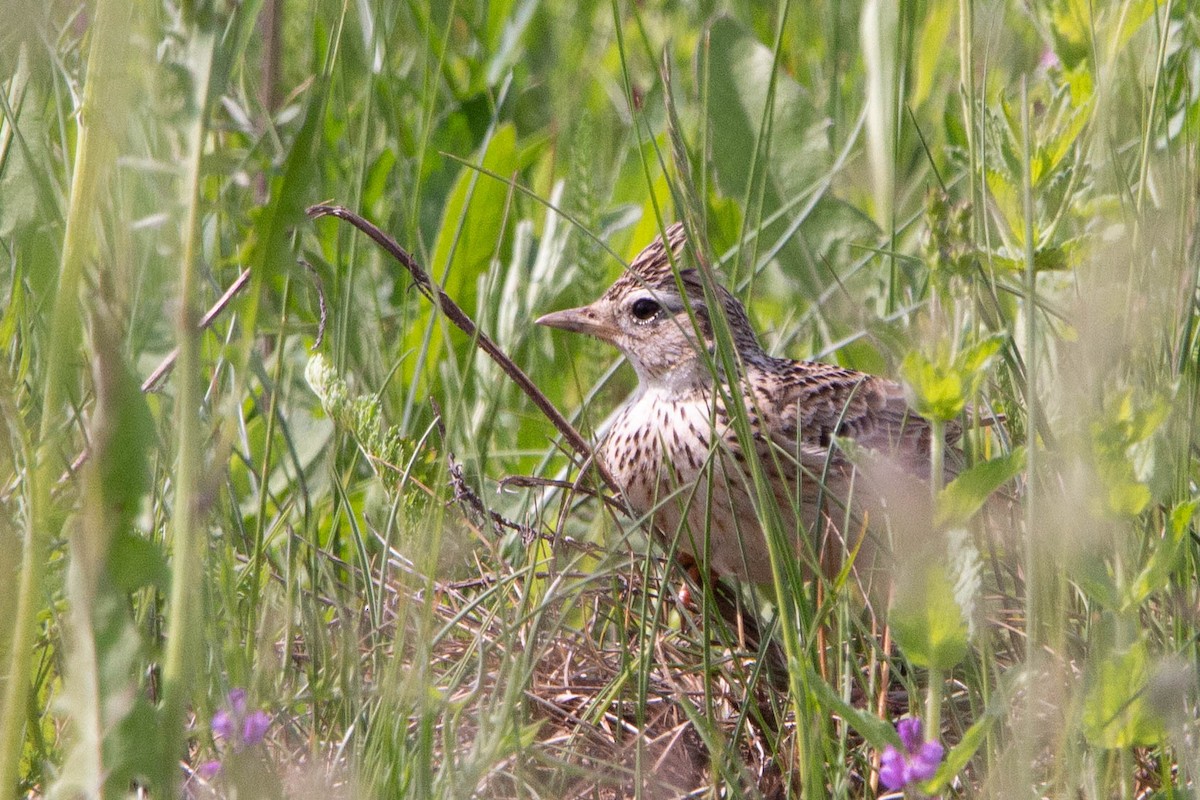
[890,562,970,670]
[363,147,397,220]
[108,531,169,593]
[925,699,1000,791]
[705,17,873,294]
[807,666,902,749]
[985,167,1022,245]
[1050,0,1094,67]
[900,350,965,421]
[1125,500,1196,611]
[901,335,1004,422]
[1106,0,1158,59]
[706,17,829,202]
[911,0,955,109]
[1105,481,1152,518]
[95,358,155,528]
[937,448,1026,526]
[958,335,1004,376]
[1074,551,1122,610]
[1090,390,1169,519]
[243,39,327,355]
[485,0,538,87]
[400,123,520,392]
[1082,640,1167,748]
[430,123,518,289]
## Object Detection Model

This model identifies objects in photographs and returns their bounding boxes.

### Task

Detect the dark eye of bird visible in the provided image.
[630,297,661,321]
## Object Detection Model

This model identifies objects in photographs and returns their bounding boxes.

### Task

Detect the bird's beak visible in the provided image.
[535,304,617,341]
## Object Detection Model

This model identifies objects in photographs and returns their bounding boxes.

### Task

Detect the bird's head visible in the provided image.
[537,223,764,390]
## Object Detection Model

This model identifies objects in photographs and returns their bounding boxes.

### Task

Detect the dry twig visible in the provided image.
[306,203,620,495]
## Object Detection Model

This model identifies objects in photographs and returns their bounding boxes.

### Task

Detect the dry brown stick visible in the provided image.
[298,258,328,350]
[306,202,620,495]
[59,267,254,484]
[430,397,540,544]
[142,267,253,393]
[498,474,628,513]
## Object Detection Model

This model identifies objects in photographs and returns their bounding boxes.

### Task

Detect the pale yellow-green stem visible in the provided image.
[1020,78,1040,651]
[159,24,216,800]
[0,0,132,792]
[958,0,980,243]
[927,416,946,742]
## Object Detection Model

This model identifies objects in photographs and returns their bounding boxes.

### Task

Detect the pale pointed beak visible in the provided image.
[535,304,617,340]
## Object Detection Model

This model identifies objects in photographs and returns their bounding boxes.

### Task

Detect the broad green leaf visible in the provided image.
[95,356,155,527]
[0,58,62,240]
[1063,62,1094,106]
[406,124,519,391]
[1106,0,1159,60]
[926,698,1001,791]
[1105,482,1152,518]
[900,351,964,421]
[1082,640,1167,748]
[958,335,1004,375]
[911,0,955,109]
[705,17,873,294]
[1090,390,1168,519]
[429,123,518,299]
[61,323,158,796]
[937,448,1026,526]
[808,665,902,748]
[1125,501,1196,611]
[706,17,829,201]
[985,167,1022,244]
[485,0,538,87]
[1043,91,1092,174]
[891,563,970,670]
[1050,0,1094,67]
[108,531,169,593]
[1050,0,1156,69]
[1075,551,1122,610]
[243,38,327,355]
[363,147,397,220]
[902,336,1004,422]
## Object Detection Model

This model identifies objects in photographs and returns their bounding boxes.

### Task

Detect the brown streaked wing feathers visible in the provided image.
[753,359,961,473]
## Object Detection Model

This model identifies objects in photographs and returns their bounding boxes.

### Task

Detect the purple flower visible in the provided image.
[879,718,944,791]
[211,689,270,750]
[211,707,235,740]
[242,710,271,746]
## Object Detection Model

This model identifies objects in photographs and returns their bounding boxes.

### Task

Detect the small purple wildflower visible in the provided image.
[879,718,944,792]
[211,688,271,751]
[242,710,271,746]
[211,708,235,740]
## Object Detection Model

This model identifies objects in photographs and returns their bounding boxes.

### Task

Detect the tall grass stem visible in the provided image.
[0,0,132,790]
[1019,77,1039,651]
[159,24,216,799]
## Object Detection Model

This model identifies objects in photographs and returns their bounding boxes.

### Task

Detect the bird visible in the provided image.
[536,222,959,586]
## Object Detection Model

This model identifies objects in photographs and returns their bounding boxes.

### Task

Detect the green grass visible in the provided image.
[1,1,1198,797]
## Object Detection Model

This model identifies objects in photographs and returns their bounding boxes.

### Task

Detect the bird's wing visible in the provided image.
[748,359,959,475]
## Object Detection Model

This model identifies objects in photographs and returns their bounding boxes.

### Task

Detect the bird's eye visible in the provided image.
[630,297,661,321]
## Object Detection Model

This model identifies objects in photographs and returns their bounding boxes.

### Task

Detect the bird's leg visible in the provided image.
[673,553,791,695]
[674,552,706,612]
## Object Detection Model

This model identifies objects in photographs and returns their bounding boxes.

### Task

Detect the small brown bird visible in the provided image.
[537,223,957,584]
